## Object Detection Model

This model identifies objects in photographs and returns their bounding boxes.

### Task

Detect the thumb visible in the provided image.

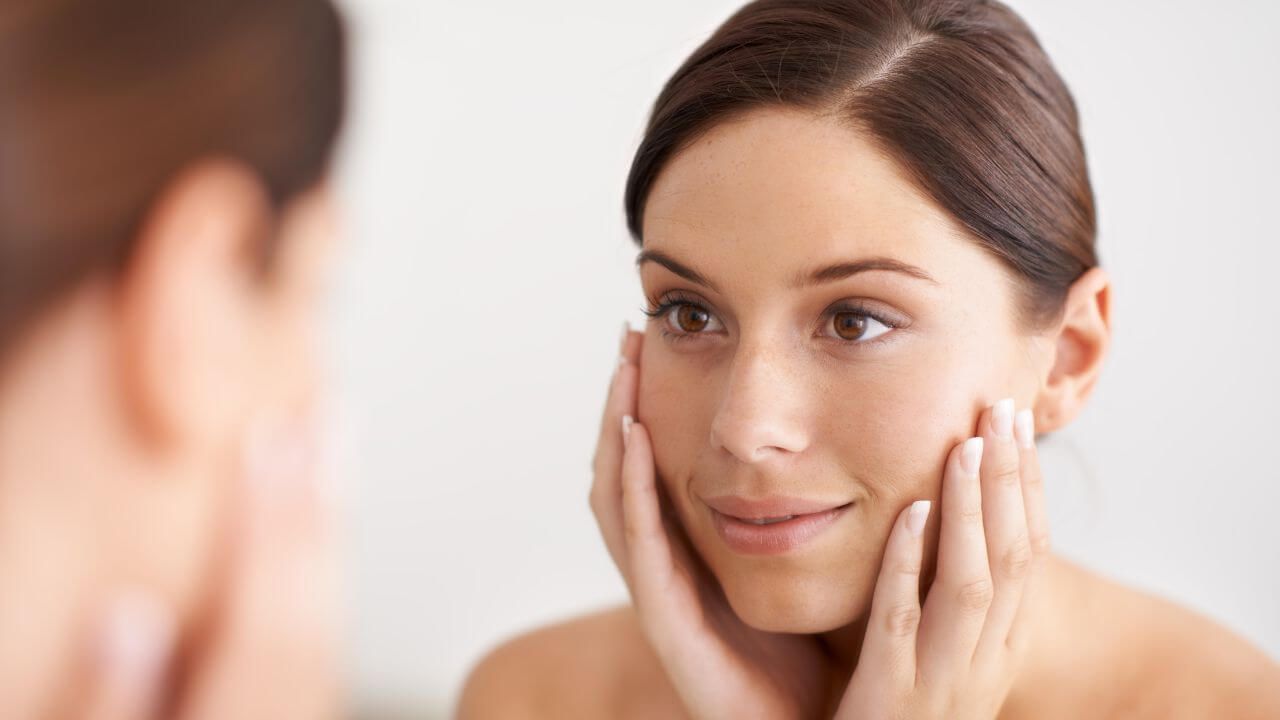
[76,592,176,720]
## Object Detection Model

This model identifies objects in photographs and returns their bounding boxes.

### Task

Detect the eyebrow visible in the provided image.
[637,249,938,291]
[799,257,939,287]
[636,250,721,292]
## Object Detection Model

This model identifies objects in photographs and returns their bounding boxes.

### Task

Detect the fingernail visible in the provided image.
[619,322,631,353]
[992,398,1015,439]
[98,592,175,700]
[1014,409,1035,449]
[907,500,931,537]
[622,415,634,442]
[961,437,984,475]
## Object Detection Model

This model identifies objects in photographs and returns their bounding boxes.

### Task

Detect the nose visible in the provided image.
[709,343,811,464]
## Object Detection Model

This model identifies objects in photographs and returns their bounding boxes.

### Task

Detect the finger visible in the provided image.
[1015,409,1050,565]
[848,500,932,699]
[76,594,175,720]
[917,436,990,683]
[592,324,643,469]
[973,399,1033,663]
[621,419,679,606]
[1008,409,1050,653]
[619,421,713,654]
[179,413,340,720]
[620,419,745,718]
[589,325,644,574]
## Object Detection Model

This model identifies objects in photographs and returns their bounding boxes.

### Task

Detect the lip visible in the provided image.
[703,495,852,556]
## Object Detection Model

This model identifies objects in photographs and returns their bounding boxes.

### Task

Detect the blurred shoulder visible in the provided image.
[455,605,684,719]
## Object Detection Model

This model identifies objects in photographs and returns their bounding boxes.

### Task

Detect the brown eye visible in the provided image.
[675,304,711,333]
[833,311,869,340]
[827,310,894,343]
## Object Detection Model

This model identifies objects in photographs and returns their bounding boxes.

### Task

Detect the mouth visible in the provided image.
[703,496,854,556]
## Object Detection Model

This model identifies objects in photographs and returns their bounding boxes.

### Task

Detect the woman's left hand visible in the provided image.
[836,399,1050,719]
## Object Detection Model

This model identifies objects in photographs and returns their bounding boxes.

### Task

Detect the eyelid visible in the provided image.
[816,298,911,347]
[824,298,910,329]
[644,291,727,337]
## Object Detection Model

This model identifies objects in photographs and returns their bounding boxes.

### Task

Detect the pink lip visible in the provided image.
[703,495,852,556]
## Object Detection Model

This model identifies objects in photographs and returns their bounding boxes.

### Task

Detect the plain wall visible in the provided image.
[328,0,1280,714]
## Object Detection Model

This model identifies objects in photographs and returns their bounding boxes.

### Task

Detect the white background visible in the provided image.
[327,1,1280,715]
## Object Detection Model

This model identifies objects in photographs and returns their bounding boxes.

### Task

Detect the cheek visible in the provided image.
[636,336,718,495]
[820,336,1023,504]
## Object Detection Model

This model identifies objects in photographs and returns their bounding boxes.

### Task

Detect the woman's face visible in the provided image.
[636,108,1052,633]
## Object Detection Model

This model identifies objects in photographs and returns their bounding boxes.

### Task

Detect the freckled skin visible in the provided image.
[461,106,1280,720]
[636,107,1049,633]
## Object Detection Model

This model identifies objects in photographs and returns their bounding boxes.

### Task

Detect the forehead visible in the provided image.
[641,108,974,281]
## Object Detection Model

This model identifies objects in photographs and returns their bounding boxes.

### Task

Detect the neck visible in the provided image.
[0,289,211,716]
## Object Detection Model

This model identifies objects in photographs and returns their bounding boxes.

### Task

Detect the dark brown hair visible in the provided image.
[625,0,1097,326]
[0,0,346,353]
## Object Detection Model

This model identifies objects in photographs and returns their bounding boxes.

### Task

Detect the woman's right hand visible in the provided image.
[589,327,832,720]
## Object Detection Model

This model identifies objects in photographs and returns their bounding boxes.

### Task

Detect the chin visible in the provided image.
[716,568,872,634]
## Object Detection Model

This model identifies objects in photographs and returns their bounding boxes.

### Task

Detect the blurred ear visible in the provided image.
[117,160,272,451]
[1033,267,1112,433]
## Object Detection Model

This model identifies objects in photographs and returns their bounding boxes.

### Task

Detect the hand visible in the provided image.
[590,328,832,720]
[837,399,1049,719]
[73,414,343,720]
[590,325,1049,720]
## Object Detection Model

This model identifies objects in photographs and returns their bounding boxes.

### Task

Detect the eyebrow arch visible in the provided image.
[636,250,720,292]
[800,258,939,287]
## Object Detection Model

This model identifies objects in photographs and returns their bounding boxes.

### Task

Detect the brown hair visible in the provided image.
[0,0,346,352]
[625,0,1097,326]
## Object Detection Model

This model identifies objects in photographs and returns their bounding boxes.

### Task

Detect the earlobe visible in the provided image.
[115,159,272,450]
[1034,267,1112,434]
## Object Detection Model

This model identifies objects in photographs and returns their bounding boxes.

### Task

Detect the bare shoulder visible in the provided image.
[455,605,685,719]
[1053,558,1280,719]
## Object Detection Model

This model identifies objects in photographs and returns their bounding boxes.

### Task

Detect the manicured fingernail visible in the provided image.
[907,500,931,537]
[961,437,984,475]
[1014,409,1035,449]
[622,415,634,441]
[98,592,175,701]
[992,398,1015,439]
[620,322,631,353]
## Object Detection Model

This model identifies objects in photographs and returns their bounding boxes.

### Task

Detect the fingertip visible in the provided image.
[990,398,1015,439]
[621,325,644,365]
[960,436,984,475]
[1014,409,1036,450]
[88,592,175,719]
[906,500,931,538]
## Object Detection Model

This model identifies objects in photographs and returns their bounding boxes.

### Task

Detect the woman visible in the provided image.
[0,0,346,716]
[461,0,1280,717]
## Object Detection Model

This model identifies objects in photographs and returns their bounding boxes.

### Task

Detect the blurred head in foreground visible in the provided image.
[0,0,345,714]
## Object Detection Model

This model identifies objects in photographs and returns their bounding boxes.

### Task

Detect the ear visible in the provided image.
[116,159,273,452]
[1033,267,1112,433]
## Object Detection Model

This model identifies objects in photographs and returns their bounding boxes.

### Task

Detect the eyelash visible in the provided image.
[642,293,710,344]
[642,293,905,346]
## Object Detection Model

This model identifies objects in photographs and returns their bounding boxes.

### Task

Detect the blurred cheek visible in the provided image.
[258,220,337,416]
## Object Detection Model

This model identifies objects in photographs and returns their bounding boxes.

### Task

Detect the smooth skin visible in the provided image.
[600,332,1047,719]
[460,109,1280,719]
[0,162,343,719]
